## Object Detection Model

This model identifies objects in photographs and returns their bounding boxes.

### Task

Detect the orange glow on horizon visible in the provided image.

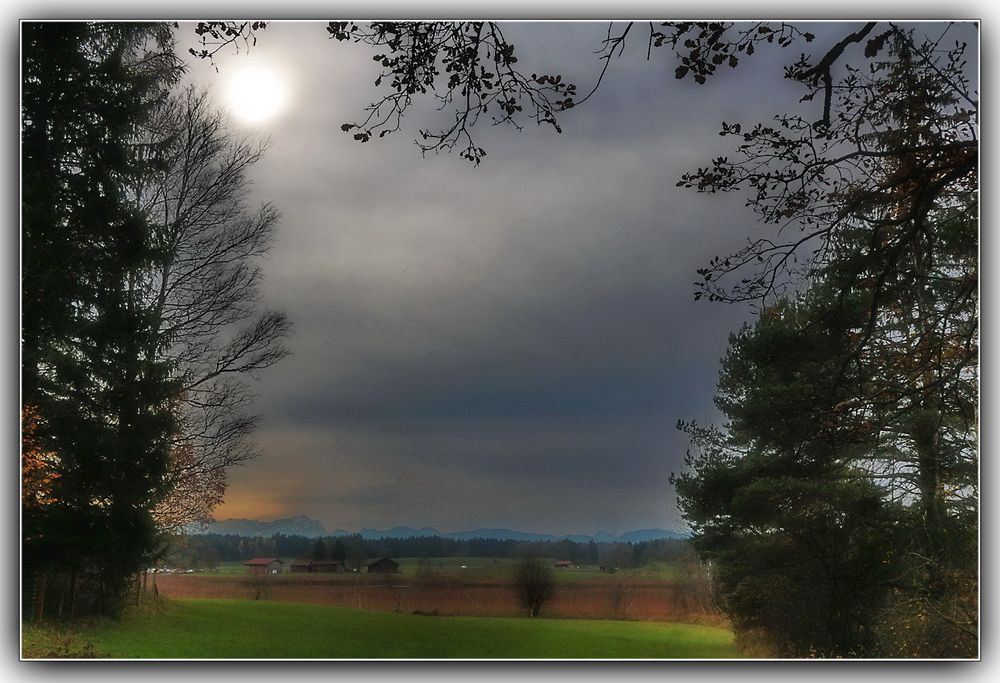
[212,495,292,521]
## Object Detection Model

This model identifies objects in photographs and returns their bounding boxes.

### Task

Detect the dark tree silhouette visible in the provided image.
[672,287,907,656]
[22,24,290,618]
[674,28,977,655]
[324,22,581,164]
[22,22,184,616]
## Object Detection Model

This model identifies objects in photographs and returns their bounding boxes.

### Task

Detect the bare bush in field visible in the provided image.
[607,579,636,619]
[672,551,719,619]
[512,557,556,617]
[246,572,274,601]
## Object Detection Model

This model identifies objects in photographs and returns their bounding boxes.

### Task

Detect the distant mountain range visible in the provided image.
[194,516,688,542]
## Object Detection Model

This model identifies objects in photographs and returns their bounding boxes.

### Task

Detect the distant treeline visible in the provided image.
[163,533,692,570]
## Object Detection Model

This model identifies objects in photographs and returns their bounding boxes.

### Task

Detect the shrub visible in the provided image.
[512,557,555,617]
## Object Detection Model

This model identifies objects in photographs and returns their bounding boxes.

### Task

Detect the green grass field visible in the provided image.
[24,598,738,659]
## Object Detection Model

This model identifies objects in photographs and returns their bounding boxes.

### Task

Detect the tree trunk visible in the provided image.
[98,570,105,615]
[34,570,47,622]
[68,567,77,618]
[911,407,946,595]
[57,578,66,618]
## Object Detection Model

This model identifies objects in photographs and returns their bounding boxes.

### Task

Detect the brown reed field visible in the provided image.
[152,560,721,624]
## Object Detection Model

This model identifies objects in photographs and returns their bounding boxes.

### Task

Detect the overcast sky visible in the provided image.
[175,21,974,535]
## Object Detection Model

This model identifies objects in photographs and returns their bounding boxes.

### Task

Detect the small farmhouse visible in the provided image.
[365,557,400,574]
[245,557,284,575]
[554,560,573,569]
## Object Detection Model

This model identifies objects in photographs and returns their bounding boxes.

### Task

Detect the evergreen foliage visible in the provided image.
[673,27,977,657]
[22,22,183,616]
[21,23,289,619]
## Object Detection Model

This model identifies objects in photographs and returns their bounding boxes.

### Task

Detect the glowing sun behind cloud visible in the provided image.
[225,60,289,124]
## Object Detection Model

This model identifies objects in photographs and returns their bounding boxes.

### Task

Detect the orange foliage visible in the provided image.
[21,405,60,509]
[153,439,227,532]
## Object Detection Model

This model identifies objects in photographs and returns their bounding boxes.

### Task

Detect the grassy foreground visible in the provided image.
[24,598,738,659]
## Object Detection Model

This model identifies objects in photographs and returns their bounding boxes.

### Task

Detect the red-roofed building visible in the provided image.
[245,557,284,575]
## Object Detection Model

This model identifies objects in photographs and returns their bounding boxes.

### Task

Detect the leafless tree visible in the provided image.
[672,550,718,619]
[512,556,555,617]
[134,87,290,532]
[607,579,635,619]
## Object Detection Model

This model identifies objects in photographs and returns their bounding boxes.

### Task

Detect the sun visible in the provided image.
[226,60,289,124]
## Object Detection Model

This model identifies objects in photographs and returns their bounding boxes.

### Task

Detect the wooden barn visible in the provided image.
[554,560,573,569]
[291,558,345,573]
[311,560,345,573]
[245,557,284,575]
[290,558,313,573]
[365,557,400,574]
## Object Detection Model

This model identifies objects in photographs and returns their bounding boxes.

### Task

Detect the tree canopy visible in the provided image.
[22,22,185,616]
[22,22,289,618]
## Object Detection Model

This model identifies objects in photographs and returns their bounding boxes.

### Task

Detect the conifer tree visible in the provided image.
[22,22,182,615]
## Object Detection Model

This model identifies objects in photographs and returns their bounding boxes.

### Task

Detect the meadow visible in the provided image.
[23,598,738,659]
[151,557,698,621]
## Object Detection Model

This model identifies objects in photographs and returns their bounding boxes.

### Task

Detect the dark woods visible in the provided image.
[22,23,288,619]
[23,23,181,619]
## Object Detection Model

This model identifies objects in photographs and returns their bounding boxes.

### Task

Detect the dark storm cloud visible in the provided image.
[178,21,903,534]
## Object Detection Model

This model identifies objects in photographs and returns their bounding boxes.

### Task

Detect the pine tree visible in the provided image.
[22,22,183,616]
